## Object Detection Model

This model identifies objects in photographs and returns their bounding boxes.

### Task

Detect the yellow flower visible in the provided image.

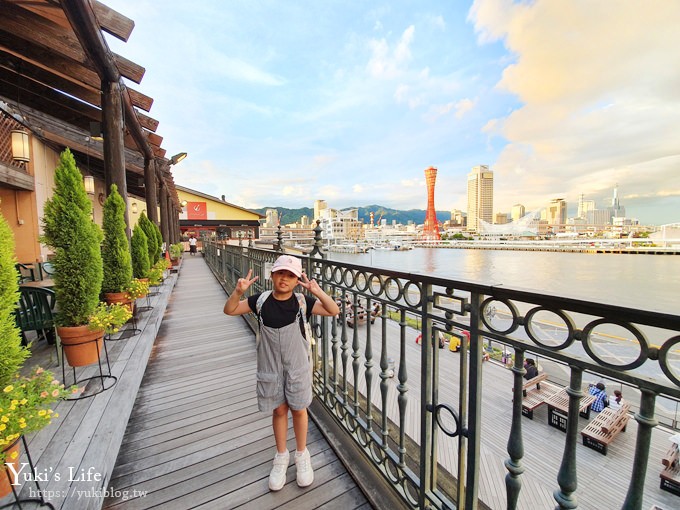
[53,413,59,418]
[20,399,28,405]
[38,410,46,416]
[9,450,19,460]
[0,424,5,431]
[1,416,8,423]
[19,423,26,429]
[3,385,13,393]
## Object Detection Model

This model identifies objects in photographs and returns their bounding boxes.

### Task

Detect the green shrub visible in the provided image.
[41,148,103,326]
[138,212,161,266]
[101,184,132,294]
[131,224,150,279]
[151,221,162,263]
[169,242,183,259]
[0,213,29,387]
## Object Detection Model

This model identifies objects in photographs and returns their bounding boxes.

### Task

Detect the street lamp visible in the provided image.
[169,152,187,165]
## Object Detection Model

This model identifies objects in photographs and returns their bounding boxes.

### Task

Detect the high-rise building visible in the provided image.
[546,198,567,231]
[265,208,279,227]
[609,185,626,219]
[511,204,525,222]
[314,200,327,221]
[494,212,509,224]
[450,209,465,226]
[422,166,440,240]
[577,194,595,219]
[466,165,493,232]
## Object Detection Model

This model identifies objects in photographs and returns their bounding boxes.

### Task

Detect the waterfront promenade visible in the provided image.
[102,256,371,510]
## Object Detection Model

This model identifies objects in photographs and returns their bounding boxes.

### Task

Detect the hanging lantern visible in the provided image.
[11,129,30,162]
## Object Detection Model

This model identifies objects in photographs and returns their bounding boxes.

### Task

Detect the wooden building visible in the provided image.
[0,0,182,263]
[177,185,264,241]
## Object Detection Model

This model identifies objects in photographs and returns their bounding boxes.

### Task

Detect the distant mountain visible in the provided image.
[254,205,452,225]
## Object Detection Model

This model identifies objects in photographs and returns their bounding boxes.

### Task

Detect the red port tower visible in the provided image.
[422,166,441,240]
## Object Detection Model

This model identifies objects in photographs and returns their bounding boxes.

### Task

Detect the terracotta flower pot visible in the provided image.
[0,438,21,498]
[104,291,135,315]
[57,325,105,367]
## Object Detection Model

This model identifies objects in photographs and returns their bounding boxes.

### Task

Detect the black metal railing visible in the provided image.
[203,229,680,510]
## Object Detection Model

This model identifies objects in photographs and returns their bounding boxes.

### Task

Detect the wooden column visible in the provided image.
[144,157,158,225]
[101,79,130,237]
[158,181,170,247]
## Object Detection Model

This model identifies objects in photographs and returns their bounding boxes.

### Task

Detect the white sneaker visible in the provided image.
[295,448,314,487]
[268,450,289,491]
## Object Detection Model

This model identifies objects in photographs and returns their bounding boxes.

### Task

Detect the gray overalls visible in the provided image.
[256,312,312,413]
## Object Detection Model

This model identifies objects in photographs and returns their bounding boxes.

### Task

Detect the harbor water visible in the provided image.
[327,248,679,314]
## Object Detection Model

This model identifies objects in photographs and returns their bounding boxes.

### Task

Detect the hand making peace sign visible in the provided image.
[235,269,259,295]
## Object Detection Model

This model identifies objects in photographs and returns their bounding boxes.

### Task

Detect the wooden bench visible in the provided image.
[580,402,631,455]
[516,373,561,419]
[660,442,680,496]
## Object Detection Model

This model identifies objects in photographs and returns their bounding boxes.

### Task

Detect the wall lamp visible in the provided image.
[169,152,187,165]
[11,129,30,162]
[181,200,188,208]
[83,175,95,195]
[131,202,138,214]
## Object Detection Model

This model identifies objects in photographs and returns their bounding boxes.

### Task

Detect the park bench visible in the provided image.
[580,402,631,455]
[516,373,561,419]
[660,441,680,496]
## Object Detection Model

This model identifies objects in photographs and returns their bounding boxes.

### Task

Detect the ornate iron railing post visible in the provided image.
[505,348,526,510]
[275,225,284,252]
[622,388,658,510]
[420,283,435,508]
[554,366,583,510]
[309,220,326,259]
[464,292,483,510]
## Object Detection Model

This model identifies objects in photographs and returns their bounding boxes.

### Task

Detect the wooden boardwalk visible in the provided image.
[102,256,371,510]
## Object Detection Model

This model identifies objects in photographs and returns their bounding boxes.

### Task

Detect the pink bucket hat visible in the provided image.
[271,255,302,278]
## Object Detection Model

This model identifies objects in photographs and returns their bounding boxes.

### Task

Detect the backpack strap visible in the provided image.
[295,292,315,377]
[254,290,272,348]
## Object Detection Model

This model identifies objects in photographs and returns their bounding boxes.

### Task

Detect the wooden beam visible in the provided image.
[0,1,144,83]
[0,33,153,112]
[13,0,135,42]
[0,162,34,191]
[0,50,101,106]
[0,76,98,129]
[134,109,158,132]
[92,1,135,42]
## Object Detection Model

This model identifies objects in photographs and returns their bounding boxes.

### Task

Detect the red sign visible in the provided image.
[186,202,207,220]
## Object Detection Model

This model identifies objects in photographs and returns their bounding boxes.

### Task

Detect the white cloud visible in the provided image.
[470,0,680,219]
[366,25,416,79]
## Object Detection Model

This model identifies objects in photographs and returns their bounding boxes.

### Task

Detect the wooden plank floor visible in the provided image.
[103,256,371,510]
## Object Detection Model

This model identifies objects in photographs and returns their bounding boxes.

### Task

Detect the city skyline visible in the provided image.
[103,0,680,226]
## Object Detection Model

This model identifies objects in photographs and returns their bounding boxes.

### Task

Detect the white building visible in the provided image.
[467,165,494,232]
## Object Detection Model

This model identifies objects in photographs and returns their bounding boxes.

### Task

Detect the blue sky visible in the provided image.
[104,0,680,226]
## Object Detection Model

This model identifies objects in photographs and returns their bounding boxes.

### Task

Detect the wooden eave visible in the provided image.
[0,0,179,205]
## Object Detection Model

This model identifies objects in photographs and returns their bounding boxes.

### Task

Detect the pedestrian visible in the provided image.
[223,254,339,491]
[609,389,624,410]
[589,381,609,412]
[188,235,197,256]
[524,358,539,380]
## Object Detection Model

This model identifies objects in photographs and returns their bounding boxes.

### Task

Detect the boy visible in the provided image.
[223,255,339,491]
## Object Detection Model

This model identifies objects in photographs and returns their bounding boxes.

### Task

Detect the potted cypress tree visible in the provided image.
[131,223,150,281]
[41,149,105,366]
[1,213,75,497]
[137,212,160,267]
[101,184,134,311]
